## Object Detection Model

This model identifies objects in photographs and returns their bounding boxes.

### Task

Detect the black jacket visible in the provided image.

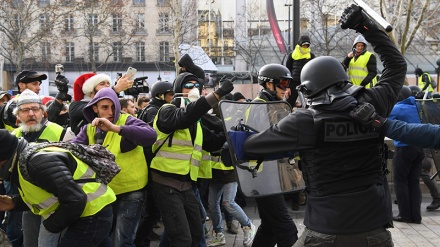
[69,100,88,135]
[12,151,86,233]
[244,26,405,234]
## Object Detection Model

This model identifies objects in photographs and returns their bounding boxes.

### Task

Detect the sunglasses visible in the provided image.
[183,83,200,89]
[276,79,291,89]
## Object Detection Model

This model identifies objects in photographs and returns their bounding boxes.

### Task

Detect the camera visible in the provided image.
[55,64,64,74]
[124,76,149,98]
[117,72,123,78]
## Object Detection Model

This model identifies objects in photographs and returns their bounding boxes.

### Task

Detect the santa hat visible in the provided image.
[17,89,42,107]
[82,74,112,97]
[73,73,96,101]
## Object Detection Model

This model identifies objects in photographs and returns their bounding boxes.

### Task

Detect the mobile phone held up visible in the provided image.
[126,67,137,80]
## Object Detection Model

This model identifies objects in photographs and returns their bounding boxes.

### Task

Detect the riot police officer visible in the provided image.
[243,4,405,246]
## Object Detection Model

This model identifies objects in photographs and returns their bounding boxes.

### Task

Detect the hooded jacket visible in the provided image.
[343,35,378,87]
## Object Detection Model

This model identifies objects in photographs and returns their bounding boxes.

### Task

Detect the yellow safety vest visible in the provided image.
[13,122,64,142]
[348,51,377,88]
[198,150,212,179]
[151,104,203,181]
[18,146,116,218]
[86,113,147,195]
[211,155,234,171]
[419,72,434,93]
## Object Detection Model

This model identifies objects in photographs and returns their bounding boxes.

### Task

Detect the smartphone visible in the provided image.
[126,67,137,80]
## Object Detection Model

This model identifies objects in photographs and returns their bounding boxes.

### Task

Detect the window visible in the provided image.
[159,13,170,33]
[65,42,75,62]
[113,42,122,62]
[41,42,51,60]
[13,15,22,29]
[159,41,170,62]
[112,14,122,32]
[89,42,99,62]
[88,14,98,27]
[39,14,49,29]
[133,0,145,5]
[135,13,145,32]
[65,15,74,31]
[39,0,50,6]
[136,42,145,62]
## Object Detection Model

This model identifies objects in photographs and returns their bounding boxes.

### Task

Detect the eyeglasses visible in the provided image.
[19,106,41,114]
[277,79,291,89]
[183,83,200,89]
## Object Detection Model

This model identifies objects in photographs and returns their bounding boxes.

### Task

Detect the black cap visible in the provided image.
[16,70,47,87]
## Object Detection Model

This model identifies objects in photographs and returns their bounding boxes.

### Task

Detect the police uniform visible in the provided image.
[244,13,405,246]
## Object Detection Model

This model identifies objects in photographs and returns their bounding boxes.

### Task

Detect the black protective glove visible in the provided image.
[349,102,387,131]
[55,74,69,93]
[55,92,72,102]
[215,77,235,98]
[339,4,378,33]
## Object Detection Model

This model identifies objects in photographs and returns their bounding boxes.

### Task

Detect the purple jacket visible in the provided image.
[70,88,156,152]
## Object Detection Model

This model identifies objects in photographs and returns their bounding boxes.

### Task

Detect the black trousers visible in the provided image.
[253,194,298,247]
[393,146,424,222]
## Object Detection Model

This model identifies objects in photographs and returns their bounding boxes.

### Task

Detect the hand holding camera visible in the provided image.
[55,74,69,93]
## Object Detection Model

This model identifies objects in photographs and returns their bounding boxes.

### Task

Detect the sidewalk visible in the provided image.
[150,193,440,247]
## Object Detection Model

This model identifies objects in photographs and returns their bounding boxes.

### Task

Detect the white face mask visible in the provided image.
[187,87,200,102]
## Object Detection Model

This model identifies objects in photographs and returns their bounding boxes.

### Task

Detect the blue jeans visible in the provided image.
[22,211,61,247]
[58,204,113,247]
[208,182,251,233]
[111,191,145,247]
[4,181,23,247]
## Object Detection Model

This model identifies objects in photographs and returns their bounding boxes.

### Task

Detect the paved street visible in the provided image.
[150,193,440,247]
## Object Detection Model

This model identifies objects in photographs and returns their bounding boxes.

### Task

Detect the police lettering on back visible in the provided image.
[324,121,379,141]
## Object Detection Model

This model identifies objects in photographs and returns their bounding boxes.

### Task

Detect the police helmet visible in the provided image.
[298,56,350,99]
[257,64,292,89]
[151,81,173,99]
[397,86,412,101]
[409,85,421,96]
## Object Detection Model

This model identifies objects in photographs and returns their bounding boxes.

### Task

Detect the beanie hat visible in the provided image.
[82,74,111,97]
[298,35,311,46]
[182,74,199,86]
[233,92,246,101]
[0,129,18,161]
[73,73,96,101]
[17,89,42,107]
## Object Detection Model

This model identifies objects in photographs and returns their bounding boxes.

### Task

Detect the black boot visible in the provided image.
[426,199,440,210]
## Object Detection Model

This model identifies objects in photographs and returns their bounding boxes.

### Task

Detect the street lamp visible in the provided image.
[284,1,293,51]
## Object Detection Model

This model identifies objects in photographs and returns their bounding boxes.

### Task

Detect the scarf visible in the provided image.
[19,142,120,184]
[291,45,311,60]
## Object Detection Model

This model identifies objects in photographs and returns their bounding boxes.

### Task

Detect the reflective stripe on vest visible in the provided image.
[151,104,203,181]
[419,72,434,92]
[18,146,116,218]
[348,51,377,88]
[13,122,64,142]
[198,150,212,179]
[86,113,147,195]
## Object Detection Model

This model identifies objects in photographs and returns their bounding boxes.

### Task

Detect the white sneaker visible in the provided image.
[242,223,256,247]
[207,232,225,246]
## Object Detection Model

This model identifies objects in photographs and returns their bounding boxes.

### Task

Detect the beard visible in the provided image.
[20,122,43,133]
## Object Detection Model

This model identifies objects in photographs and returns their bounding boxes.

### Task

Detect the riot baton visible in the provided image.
[430,171,438,180]
[354,0,393,32]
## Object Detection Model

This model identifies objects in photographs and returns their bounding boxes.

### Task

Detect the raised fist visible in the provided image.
[55,74,69,93]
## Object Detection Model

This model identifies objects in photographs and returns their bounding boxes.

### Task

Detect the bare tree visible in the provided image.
[159,0,198,74]
[70,0,140,72]
[0,0,72,84]
[380,0,440,55]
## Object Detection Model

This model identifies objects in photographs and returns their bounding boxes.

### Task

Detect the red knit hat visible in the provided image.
[73,73,96,101]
